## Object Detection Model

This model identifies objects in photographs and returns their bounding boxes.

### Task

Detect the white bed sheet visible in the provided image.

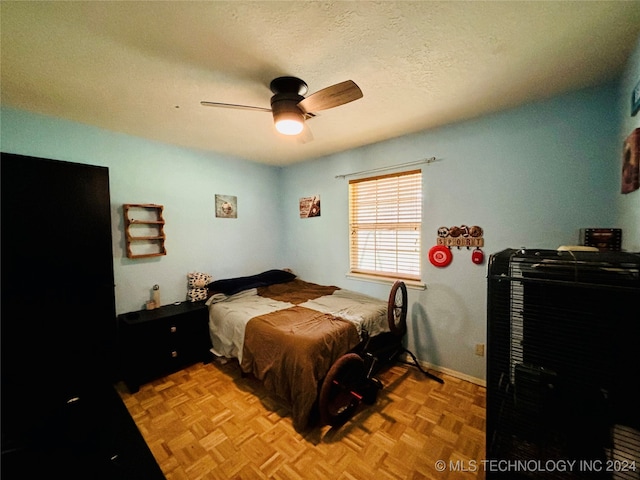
[299,289,388,337]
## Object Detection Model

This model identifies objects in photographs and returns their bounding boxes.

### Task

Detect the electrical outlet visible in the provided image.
[475,343,485,356]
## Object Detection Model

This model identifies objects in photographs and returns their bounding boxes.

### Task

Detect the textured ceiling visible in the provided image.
[2,1,639,166]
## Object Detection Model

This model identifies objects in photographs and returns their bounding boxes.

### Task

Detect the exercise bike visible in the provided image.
[318,281,444,428]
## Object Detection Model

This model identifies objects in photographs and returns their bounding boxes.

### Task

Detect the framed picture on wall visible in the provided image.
[215,194,237,218]
[632,78,640,116]
[621,128,639,194]
[299,195,321,218]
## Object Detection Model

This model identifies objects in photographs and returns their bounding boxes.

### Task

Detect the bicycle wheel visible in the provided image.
[387,281,407,336]
[318,353,366,427]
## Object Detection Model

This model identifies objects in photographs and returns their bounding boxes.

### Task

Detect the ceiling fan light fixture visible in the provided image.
[272,99,305,136]
[274,114,304,135]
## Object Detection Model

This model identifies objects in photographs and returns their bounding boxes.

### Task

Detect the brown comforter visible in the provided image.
[240,280,361,430]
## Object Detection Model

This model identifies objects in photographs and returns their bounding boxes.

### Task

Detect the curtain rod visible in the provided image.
[335,157,438,179]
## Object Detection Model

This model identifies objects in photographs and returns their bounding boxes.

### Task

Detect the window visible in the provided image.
[349,169,422,281]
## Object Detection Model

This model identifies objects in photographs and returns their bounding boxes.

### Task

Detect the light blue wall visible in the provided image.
[616,36,640,251]
[281,82,623,382]
[1,73,635,382]
[0,107,285,314]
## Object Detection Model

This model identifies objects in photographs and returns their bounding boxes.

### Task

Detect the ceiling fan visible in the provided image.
[200,76,363,139]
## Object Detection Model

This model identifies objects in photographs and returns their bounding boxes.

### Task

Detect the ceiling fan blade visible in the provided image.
[297,80,362,114]
[299,123,314,143]
[200,101,271,113]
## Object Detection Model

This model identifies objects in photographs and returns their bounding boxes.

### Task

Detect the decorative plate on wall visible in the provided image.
[429,245,453,267]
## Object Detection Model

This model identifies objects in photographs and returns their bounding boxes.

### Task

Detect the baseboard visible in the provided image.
[399,352,486,387]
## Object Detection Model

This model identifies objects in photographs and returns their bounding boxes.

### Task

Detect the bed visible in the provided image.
[205,269,392,431]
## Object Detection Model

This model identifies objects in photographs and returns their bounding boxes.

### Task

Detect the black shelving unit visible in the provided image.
[486,248,640,480]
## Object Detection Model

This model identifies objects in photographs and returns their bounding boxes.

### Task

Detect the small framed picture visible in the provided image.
[621,128,639,194]
[215,194,237,218]
[632,78,640,116]
[299,195,321,218]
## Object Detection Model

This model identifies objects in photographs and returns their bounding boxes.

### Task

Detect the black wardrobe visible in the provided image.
[1,153,165,479]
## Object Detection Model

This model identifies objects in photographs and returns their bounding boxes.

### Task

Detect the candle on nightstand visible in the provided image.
[153,284,160,308]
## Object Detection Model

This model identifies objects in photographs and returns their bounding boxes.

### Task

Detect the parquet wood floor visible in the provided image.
[116,359,486,480]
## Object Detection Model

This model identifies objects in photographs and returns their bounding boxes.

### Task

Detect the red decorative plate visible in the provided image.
[429,245,452,267]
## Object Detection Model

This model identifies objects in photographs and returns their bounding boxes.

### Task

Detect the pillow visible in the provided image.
[188,272,212,288]
[187,272,213,302]
[206,269,296,296]
[187,287,208,302]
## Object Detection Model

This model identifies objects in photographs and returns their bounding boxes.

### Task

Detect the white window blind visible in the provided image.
[349,169,422,280]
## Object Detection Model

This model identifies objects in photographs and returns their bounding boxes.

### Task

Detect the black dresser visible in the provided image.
[118,301,211,392]
[1,381,165,480]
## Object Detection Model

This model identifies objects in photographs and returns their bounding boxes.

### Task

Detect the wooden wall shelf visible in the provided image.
[123,204,166,259]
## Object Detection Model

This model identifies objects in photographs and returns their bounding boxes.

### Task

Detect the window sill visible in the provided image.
[345,272,427,290]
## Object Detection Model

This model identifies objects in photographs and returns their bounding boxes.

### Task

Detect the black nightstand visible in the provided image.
[118,301,211,392]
